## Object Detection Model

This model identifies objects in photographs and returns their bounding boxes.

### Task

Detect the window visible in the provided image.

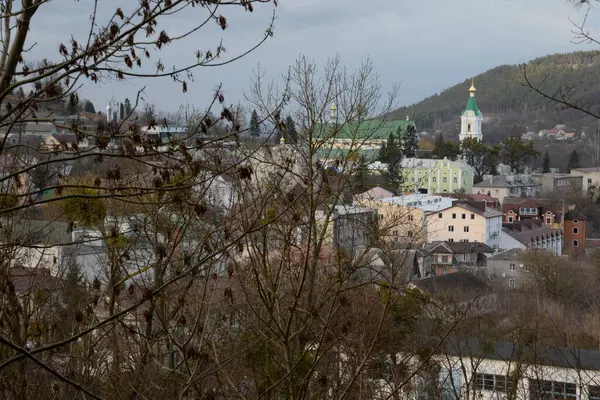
[573,240,579,247]
[407,231,413,237]
[442,177,447,183]
[471,214,475,220]
[462,214,466,219]
[448,226,454,232]
[589,178,593,184]
[452,213,456,219]
[573,227,579,234]
[464,226,469,232]
[525,265,531,272]
[509,279,515,288]
[461,239,468,242]
[510,263,516,271]
[474,373,512,393]
[546,217,551,225]
[448,238,454,242]
[573,219,579,224]
[467,123,471,132]
[441,255,449,263]
[529,379,576,400]
[438,213,443,218]
[508,216,514,223]
[408,215,414,222]
[432,177,436,183]
[589,385,600,400]
[453,178,457,184]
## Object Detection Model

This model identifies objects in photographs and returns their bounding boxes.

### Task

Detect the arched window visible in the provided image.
[573,240,579,247]
[573,227,579,234]
[467,123,471,132]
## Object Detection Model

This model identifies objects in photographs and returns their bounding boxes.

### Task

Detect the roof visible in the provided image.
[10,267,62,292]
[571,167,600,173]
[501,199,562,219]
[354,186,395,202]
[474,175,540,189]
[468,193,499,202]
[380,194,455,213]
[564,210,587,221]
[487,248,526,262]
[410,272,490,296]
[314,118,416,141]
[401,157,471,170]
[425,241,493,255]
[501,220,562,245]
[452,201,502,218]
[0,220,72,246]
[462,93,482,117]
[441,340,600,372]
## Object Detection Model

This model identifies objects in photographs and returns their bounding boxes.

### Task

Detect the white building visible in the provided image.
[459,80,483,143]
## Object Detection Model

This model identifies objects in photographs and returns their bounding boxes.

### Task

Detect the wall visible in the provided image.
[564,218,586,258]
[473,186,511,204]
[486,258,527,289]
[426,206,489,244]
[402,160,473,194]
[571,169,600,197]
[362,201,425,243]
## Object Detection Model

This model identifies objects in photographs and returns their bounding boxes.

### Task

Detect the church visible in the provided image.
[459,80,483,143]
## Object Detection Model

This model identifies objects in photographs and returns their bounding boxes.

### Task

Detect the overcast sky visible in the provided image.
[26,0,600,115]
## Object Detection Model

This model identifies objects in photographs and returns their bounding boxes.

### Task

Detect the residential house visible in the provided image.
[203,174,240,213]
[486,248,528,289]
[425,200,503,249]
[424,241,494,276]
[532,173,583,197]
[437,192,500,210]
[353,186,394,202]
[41,133,90,151]
[392,340,600,400]
[365,194,455,244]
[0,154,34,204]
[312,205,378,253]
[501,197,563,229]
[499,219,562,256]
[564,210,587,259]
[570,167,600,200]
[0,220,72,276]
[141,125,188,143]
[473,174,541,204]
[354,248,433,286]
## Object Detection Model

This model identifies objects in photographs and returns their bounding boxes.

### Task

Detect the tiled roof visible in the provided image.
[410,272,490,296]
[564,210,587,221]
[487,248,525,261]
[501,220,562,245]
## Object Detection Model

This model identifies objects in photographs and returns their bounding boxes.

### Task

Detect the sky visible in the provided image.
[24,0,600,116]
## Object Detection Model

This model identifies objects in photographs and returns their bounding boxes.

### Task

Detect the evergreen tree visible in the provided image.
[378,132,403,193]
[124,98,132,116]
[542,150,551,173]
[500,136,539,173]
[119,102,125,120]
[249,109,261,137]
[431,133,460,160]
[567,149,581,173]
[83,100,96,113]
[354,154,370,189]
[283,115,298,144]
[399,124,419,158]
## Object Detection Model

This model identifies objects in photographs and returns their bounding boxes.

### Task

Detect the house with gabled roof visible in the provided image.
[424,241,494,276]
[501,197,563,229]
[499,219,562,256]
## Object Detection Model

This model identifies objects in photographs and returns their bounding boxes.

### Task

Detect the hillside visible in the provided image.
[390,51,600,142]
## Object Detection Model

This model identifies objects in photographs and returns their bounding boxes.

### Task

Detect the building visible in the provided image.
[332,205,378,250]
[424,241,494,276]
[486,248,528,289]
[532,173,583,197]
[473,175,541,204]
[459,80,483,143]
[499,220,562,256]
[425,200,503,249]
[369,194,456,244]
[437,192,500,210]
[141,125,188,143]
[399,157,475,194]
[392,340,600,400]
[570,167,600,199]
[563,210,587,259]
[501,197,563,229]
[314,107,417,161]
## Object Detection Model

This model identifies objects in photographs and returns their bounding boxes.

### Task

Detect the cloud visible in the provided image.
[20,0,600,114]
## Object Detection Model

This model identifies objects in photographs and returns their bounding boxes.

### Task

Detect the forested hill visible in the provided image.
[390,51,600,138]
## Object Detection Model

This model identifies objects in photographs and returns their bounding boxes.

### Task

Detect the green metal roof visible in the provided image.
[462,95,481,116]
[314,119,416,140]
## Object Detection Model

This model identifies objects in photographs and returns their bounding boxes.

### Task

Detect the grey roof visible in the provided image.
[571,167,600,173]
[0,220,72,246]
[474,175,540,189]
[410,272,490,296]
[502,220,562,245]
[487,248,525,261]
[442,340,600,372]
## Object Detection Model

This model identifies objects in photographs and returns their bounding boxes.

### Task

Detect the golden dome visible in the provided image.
[469,78,476,93]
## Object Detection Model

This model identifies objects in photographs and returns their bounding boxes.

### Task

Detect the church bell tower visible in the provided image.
[459,79,483,144]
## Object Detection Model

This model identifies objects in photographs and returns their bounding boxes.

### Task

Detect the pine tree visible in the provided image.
[399,124,419,158]
[84,100,96,113]
[542,150,551,173]
[124,98,132,116]
[378,132,403,193]
[119,102,125,120]
[567,149,581,173]
[354,154,370,189]
[249,109,261,137]
[284,115,298,144]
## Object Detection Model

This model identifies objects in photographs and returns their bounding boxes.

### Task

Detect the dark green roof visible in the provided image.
[462,95,481,116]
[314,119,416,140]
[315,148,379,161]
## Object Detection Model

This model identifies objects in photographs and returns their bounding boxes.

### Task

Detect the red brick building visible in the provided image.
[564,210,587,259]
